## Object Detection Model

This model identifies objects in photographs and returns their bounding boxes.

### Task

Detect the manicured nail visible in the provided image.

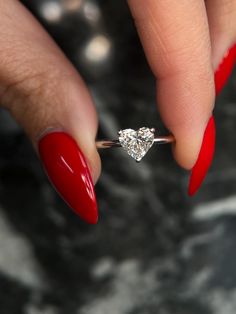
[188,116,215,196]
[188,45,236,196]
[38,131,98,224]
[215,44,236,96]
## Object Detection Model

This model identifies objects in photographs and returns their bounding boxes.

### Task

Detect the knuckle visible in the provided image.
[158,34,212,79]
[1,66,62,110]
[0,65,66,135]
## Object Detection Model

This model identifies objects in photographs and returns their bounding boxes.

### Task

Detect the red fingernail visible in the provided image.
[188,116,216,196]
[188,44,236,196]
[215,44,236,95]
[38,131,98,224]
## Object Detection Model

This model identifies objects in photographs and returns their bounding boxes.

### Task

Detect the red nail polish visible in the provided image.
[188,116,215,196]
[215,44,236,95]
[38,132,98,224]
[188,45,236,196]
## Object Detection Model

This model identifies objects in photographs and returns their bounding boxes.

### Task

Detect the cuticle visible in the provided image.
[36,126,66,142]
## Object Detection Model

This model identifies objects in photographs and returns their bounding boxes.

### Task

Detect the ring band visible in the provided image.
[96,135,174,149]
[96,127,175,162]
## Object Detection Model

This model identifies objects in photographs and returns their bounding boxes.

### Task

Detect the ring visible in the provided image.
[96,127,175,162]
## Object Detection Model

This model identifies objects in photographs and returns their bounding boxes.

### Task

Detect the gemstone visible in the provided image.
[118,127,155,162]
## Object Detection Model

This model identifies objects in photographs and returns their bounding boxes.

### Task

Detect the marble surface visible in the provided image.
[1,1,236,313]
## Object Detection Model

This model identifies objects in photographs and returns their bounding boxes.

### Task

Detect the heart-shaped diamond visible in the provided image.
[118,127,155,162]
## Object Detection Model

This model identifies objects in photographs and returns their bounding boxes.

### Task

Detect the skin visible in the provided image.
[0,0,236,183]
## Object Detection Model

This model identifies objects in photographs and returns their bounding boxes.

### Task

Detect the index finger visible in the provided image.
[128,0,215,169]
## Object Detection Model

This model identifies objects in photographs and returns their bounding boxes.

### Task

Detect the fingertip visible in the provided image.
[171,119,210,170]
[156,69,215,172]
[86,148,102,185]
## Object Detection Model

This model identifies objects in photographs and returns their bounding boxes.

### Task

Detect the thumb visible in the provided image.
[0,1,100,223]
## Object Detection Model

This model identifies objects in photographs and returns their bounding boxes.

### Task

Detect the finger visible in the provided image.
[206,0,236,70]
[0,1,101,223]
[128,0,215,169]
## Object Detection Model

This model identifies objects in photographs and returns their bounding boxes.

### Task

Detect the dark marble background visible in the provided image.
[1,1,236,313]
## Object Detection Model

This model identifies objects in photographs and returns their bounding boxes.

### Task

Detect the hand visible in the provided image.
[0,1,235,223]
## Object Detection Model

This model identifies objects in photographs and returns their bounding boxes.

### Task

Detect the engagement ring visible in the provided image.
[96,127,174,162]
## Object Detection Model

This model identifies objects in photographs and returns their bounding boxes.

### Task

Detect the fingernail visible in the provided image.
[215,44,236,96]
[188,116,216,196]
[188,45,235,196]
[38,131,98,224]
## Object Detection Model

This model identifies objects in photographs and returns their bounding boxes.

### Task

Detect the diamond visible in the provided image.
[118,127,155,162]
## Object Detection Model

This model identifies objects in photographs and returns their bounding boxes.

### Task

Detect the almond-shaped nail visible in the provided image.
[188,44,236,196]
[215,44,236,96]
[188,116,216,196]
[38,131,98,224]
